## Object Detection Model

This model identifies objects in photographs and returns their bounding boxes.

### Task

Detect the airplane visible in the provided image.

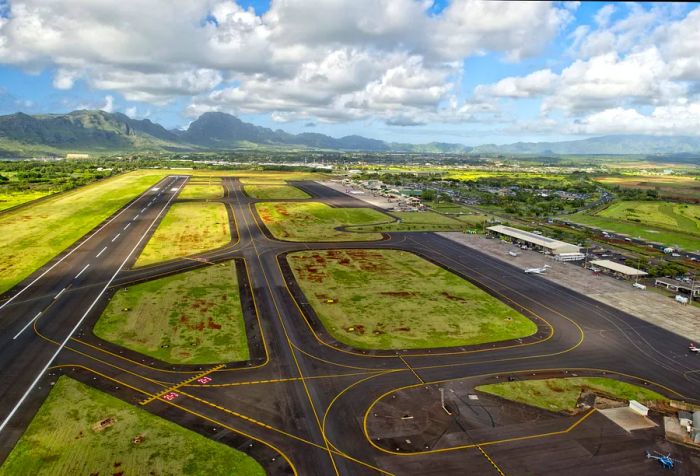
[645,450,680,469]
[524,264,550,274]
[689,343,700,353]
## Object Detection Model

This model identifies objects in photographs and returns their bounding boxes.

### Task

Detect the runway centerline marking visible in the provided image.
[123,223,130,231]
[95,246,107,258]
[13,312,42,340]
[0,177,186,435]
[74,264,90,279]
[0,176,174,311]
[133,214,140,220]
[53,287,66,300]
[111,233,121,242]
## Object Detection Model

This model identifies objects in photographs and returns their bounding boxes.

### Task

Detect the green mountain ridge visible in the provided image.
[0,110,699,157]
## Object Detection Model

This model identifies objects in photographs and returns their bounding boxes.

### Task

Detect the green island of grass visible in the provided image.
[178,184,224,200]
[244,184,310,200]
[287,249,537,349]
[94,262,249,364]
[0,189,57,212]
[568,200,700,251]
[0,170,168,294]
[136,201,231,266]
[348,210,485,232]
[256,201,387,242]
[0,376,264,476]
[477,377,667,412]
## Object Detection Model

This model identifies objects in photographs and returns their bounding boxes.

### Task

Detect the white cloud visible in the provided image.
[571,103,700,136]
[475,69,558,98]
[100,95,114,113]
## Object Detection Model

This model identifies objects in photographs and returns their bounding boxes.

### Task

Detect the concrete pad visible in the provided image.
[599,407,657,432]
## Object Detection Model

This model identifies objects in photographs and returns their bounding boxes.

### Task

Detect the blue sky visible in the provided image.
[0,1,698,144]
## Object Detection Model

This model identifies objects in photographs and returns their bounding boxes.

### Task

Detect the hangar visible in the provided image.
[589,259,647,279]
[487,225,580,255]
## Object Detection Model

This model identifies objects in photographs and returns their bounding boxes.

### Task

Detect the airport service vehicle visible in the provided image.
[524,265,550,274]
[645,451,680,469]
[633,282,646,290]
[508,251,520,257]
[676,295,689,304]
[689,343,700,354]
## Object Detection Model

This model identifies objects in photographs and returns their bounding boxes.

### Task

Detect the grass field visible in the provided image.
[245,184,311,199]
[94,262,249,364]
[256,201,387,241]
[476,377,666,413]
[0,189,57,212]
[288,249,537,349]
[595,175,700,201]
[568,200,700,250]
[0,170,168,294]
[135,202,231,266]
[178,184,223,200]
[348,210,485,232]
[0,377,264,476]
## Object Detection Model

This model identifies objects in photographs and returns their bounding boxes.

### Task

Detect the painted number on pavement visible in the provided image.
[162,392,179,401]
[197,376,212,384]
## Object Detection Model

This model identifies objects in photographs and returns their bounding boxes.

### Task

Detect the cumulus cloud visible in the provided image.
[0,0,573,124]
[570,103,700,136]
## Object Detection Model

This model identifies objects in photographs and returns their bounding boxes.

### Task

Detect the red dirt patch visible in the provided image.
[441,291,466,302]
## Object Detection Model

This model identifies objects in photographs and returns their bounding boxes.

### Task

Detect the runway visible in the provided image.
[0,175,698,475]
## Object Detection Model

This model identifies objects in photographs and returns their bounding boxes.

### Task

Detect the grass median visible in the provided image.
[94,261,249,364]
[477,377,666,412]
[244,184,310,199]
[178,184,223,200]
[256,201,387,241]
[288,249,537,350]
[0,170,168,294]
[135,201,231,266]
[0,376,264,475]
[347,210,485,232]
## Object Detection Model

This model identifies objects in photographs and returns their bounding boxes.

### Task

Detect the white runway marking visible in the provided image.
[74,264,90,279]
[96,246,107,258]
[111,233,121,242]
[13,312,42,340]
[0,178,186,434]
[123,223,130,231]
[54,288,66,300]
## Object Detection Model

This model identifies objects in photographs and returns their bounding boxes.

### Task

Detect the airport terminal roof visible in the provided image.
[590,259,648,277]
[487,225,579,254]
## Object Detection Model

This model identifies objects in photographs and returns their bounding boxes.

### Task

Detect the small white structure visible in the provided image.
[555,252,586,262]
[629,400,649,416]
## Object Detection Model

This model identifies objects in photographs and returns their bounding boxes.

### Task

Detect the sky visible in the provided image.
[0,1,698,145]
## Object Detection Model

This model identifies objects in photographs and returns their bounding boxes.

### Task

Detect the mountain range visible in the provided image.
[0,109,699,157]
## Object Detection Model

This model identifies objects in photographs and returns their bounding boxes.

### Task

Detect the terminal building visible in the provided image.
[589,259,648,279]
[487,225,580,255]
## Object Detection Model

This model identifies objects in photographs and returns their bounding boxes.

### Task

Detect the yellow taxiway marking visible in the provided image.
[140,364,226,405]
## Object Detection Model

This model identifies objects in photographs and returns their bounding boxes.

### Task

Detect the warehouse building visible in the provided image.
[589,259,647,279]
[487,225,580,255]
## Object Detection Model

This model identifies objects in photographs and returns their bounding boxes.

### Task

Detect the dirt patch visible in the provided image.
[441,291,466,302]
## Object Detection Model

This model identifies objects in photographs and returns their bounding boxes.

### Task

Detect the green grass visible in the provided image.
[568,200,700,250]
[0,189,56,211]
[178,184,223,200]
[94,262,249,364]
[347,210,485,232]
[0,170,168,294]
[244,184,310,199]
[135,202,231,266]
[287,249,537,350]
[476,377,667,413]
[0,376,264,476]
[256,201,387,242]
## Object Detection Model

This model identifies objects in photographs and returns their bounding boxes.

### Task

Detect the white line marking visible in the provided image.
[123,223,130,231]
[74,264,90,279]
[134,214,140,220]
[0,178,186,434]
[95,246,107,258]
[141,207,147,213]
[13,312,42,340]
[54,287,66,300]
[111,233,121,242]
[0,176,174,311]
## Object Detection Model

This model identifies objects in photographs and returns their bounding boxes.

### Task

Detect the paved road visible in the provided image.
[0,176,698,475]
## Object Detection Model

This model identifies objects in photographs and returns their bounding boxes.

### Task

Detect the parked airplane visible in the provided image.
[689,343,700,354]
[524,265,550,274]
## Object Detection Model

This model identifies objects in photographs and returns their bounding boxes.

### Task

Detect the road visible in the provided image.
[0,175,698,475]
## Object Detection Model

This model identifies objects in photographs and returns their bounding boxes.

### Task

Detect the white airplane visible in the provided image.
[689,343,700,354]
[524,264,550,274]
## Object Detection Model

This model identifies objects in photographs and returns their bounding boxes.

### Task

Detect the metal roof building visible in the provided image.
[589,259,647,277]
[487,225,580,254]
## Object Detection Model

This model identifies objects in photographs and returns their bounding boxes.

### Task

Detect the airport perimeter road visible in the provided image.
[0,177,698,475]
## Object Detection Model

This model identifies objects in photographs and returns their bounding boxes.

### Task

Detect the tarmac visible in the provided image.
[0,176,698,475]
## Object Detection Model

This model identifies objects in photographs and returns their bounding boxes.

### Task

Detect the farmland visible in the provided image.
[595,174,700,202]
[135,201,231,266]
[256,201,387,241]
[477,377,666,413]
[568,200,700,251]
[0,170,168,294]
[0,377,264,476]
[94,262,249,364]
[287,249,537,350]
